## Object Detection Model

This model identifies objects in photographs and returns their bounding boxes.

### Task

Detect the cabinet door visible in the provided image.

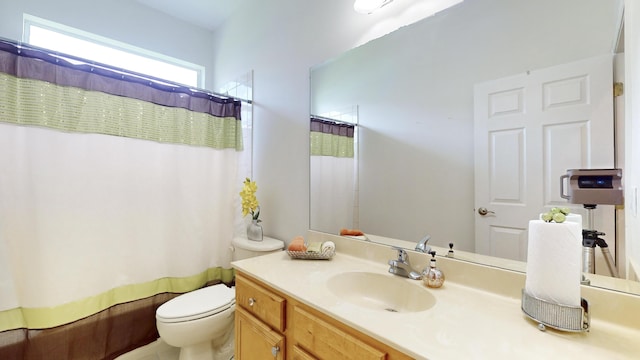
[235,306,285,360]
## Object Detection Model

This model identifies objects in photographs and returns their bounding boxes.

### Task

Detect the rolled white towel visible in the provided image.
[321,241,335,253]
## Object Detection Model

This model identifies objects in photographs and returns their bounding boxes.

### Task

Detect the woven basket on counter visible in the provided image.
[286,249,335,260]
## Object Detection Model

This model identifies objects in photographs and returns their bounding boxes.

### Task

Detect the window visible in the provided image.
[23,14,204,88]
[220,71,254,176]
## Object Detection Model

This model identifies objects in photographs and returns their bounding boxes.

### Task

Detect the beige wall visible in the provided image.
[209,0,439,243]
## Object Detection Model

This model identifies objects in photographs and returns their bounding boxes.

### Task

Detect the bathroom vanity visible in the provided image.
[235,272,411,359]
[232,232,640,359]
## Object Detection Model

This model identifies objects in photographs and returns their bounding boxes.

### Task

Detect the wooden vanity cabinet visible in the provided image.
[234,271,413,360]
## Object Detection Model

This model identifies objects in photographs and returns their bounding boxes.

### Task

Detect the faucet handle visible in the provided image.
[415,234,431,253]
[392,246,407,261]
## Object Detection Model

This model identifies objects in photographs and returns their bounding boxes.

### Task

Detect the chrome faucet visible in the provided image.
[388,247,422,280]
[415,234,431,253]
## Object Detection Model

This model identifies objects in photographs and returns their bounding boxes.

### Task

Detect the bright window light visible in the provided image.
[23,15,204,88]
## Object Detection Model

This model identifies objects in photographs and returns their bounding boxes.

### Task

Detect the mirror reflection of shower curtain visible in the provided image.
[310,117,358,234]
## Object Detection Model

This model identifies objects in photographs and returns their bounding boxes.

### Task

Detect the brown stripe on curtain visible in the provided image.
[0,293,180,360]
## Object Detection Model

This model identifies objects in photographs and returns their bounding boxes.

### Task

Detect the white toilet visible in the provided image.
[156,236,284,360]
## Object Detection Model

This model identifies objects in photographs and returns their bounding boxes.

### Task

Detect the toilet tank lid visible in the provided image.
[232,236,284,252]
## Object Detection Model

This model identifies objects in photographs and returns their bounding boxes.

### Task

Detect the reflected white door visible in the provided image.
[474,55,615,263]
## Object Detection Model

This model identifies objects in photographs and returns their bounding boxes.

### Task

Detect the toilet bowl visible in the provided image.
[155,236,284,360]
[156,284,236,360]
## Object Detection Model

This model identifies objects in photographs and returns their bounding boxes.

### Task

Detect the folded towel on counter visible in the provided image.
[306,241,323,253]
[287,236,307,252]
[340,228,364,236]
[321,241,335,253]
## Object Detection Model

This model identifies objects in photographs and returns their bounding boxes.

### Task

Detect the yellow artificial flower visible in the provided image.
[240,178,260,221]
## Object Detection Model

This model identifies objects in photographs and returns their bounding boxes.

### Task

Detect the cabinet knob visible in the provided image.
[271,345,280,357]
[248,297,256,306]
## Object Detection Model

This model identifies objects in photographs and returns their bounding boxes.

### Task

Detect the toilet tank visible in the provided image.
[231,236,284,261]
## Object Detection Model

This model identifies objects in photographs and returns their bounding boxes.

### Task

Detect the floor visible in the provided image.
[115,335,235,360]
[115,339,180,360]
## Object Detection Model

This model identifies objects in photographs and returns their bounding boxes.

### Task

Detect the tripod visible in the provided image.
[581,204,619,284]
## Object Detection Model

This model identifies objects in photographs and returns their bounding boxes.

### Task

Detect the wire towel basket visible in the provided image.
[521,289,589,332]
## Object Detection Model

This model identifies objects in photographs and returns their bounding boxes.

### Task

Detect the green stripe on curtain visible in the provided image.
[0,74,243,150]
[0,267,235,332]
[310,131,355,158]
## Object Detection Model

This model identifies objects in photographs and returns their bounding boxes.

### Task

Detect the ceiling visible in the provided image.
[132,1,461,34]
[134,0,238,31]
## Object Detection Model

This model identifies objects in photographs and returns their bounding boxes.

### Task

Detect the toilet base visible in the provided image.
[178,341,213,360]
[178,324,234,360]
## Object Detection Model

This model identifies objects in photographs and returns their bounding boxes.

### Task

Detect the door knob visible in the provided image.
[478,207,495,216]
[271,346,280,357]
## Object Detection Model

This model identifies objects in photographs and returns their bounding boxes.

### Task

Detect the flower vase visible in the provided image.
[247,219,263,241]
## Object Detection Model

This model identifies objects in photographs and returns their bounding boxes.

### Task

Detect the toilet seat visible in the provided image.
[156,284,236,323]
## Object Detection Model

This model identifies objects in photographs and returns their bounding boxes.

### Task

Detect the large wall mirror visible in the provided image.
[309,0,639,294]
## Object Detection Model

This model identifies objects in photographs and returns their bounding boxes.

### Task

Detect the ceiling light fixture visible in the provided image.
[353,0,394,14]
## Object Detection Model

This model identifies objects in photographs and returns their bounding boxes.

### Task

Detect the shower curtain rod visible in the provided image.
[0,36,250,105]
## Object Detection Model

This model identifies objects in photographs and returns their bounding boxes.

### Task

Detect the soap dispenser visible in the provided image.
[422,251,445,288]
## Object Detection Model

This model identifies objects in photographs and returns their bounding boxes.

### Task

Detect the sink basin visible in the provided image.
[327,271,436,313]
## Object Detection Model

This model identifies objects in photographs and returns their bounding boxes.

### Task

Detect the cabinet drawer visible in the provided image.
[292,306,386,360]
[236,272,286,332]
[293,345,318,360]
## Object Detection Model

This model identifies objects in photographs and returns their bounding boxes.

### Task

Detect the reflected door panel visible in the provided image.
[474,55,615,265]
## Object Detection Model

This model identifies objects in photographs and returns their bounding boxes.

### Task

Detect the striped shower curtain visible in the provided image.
[309,117,357,234]
[0,39,243,359]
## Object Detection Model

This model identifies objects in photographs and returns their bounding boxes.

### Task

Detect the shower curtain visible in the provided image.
[0,39,243,359]
[309,117,357,234]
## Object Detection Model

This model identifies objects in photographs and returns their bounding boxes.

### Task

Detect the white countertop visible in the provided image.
[232,243,640,359]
